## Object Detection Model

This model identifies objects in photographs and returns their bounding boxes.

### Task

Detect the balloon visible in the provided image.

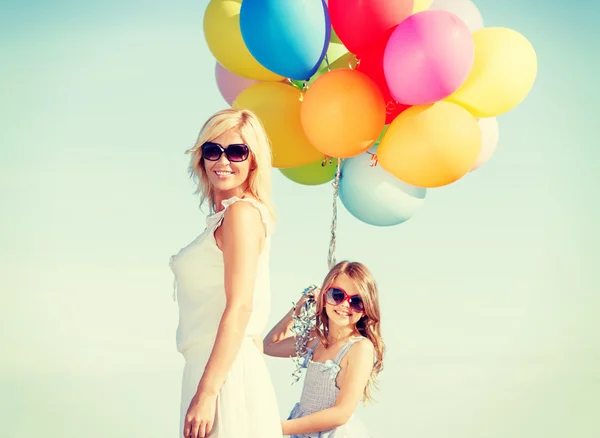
[233,82,323,168]
[471,117,499,171]
[203,0,282,81]
[323,0,343,44]
[357,31,410,124]
[378,102,482,188]
[446,27,538,118]
[371,125,389,151]
[301,69,386,159]
[384,10,475,105]
[328,0,414,56]
[291,42,355,88]
[240,0,330,80]
[215,62,260,105]
[279,157,337,186]
[339,150,426,227]
[413,0,432,13]
[429,0,483,33]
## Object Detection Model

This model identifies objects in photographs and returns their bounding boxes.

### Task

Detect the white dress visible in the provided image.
[170,196,282,437]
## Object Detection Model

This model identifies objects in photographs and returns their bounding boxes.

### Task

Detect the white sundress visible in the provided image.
[170,196,282,437]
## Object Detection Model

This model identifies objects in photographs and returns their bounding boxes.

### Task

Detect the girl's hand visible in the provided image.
[295,286,321,314]
[311,286,322,303]
[183,391,217,438]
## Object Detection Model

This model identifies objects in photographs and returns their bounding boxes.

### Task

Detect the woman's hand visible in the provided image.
[183,391,217,438]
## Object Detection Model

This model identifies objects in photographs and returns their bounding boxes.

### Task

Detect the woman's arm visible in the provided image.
[281,339,375,435]
[183,201,265,438]
[198,201,265,394]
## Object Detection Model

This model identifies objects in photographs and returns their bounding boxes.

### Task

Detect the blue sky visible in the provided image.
[1,1,599,437]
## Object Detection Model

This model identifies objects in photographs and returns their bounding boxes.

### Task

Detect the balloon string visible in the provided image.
[327,158,342,270]
[386,100,397,114]
[369,153,379,167]
[286,78,301,91]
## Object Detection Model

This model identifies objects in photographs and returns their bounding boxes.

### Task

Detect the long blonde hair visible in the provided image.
[315,261,385,403]
[186,108,275,217]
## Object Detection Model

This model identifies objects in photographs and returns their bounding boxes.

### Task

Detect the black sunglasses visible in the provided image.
[325,287,365,313]
[201,142,250,162]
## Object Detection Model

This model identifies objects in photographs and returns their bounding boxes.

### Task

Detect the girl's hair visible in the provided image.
[186,108,275,217]
[314,261,385,403]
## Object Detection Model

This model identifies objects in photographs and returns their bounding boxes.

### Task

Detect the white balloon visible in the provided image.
[429,0,484,33]
[471,117,499,171]
[339,150,426,227]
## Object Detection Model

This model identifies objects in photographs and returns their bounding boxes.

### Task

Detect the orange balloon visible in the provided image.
[300,69,386,158]
[378,102,481,188]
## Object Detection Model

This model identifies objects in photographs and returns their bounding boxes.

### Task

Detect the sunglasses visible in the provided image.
[201,142,250,162]
[325,287,365,313]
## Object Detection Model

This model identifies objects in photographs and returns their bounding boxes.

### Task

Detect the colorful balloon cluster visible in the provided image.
[204,0,537,227]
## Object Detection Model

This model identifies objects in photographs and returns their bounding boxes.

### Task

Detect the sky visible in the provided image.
[1,0,599,437]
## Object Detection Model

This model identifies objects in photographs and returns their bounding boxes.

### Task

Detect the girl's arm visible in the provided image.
[183,202,264,437]
[262,296,306,358]
[281,339,375,435]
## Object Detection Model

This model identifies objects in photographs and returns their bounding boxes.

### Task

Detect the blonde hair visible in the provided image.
[186,108,275,217]
[315,261,385,403]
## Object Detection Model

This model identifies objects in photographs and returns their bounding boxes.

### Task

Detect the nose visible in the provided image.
[217,152,230,164]
[340,300,350,310]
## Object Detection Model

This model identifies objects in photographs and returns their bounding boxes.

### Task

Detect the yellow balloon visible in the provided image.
[412,0,432,13]
[378,102,481,188]
[446,27,537,118]
[203,0,283,81]
[233,82,323,168]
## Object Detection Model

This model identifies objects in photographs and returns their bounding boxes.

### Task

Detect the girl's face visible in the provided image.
[324,273,365,328]
[202,129,252,196]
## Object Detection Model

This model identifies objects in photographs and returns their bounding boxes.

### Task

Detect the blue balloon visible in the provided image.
[339,150,427,227]
[240,0,331,81]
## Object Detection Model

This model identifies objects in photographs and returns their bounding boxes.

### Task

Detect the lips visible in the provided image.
[334,309,351,317]
[215,170,234,177]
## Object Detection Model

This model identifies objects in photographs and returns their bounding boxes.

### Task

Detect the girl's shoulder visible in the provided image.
[346,337,374,360]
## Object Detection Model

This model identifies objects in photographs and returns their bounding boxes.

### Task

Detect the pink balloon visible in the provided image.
[383,10,474,105]
[215,62,259,105]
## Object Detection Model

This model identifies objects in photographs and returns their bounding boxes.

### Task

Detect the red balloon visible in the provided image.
[357,30,410,124]
[329,0,414,56]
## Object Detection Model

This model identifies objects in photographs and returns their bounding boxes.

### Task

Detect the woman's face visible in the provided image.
[202,129,252,196]
[324,274,365,328]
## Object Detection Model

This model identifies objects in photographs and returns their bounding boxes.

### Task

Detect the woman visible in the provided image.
[170,109,282,438]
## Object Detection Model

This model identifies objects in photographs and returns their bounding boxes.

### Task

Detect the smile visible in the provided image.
[215,171,234,177]
[334,309,351,317]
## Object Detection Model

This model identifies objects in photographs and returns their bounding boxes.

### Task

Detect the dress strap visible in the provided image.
[333,336,365,365]
[213,196,272,235]
[309,338,320,353]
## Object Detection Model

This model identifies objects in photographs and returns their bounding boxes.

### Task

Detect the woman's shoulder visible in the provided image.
[220,196,272,234]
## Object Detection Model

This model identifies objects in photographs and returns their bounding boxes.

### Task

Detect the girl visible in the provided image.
[170,109,282,438]
[264,261,385,437]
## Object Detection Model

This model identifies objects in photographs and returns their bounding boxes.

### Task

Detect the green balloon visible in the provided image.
[279,157,338,186]
[290,41,354,88]
[377,124,389,143]
[331,26,343,45]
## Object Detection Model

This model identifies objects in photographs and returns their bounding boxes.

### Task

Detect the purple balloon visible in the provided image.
[383,10,474,105]
[215,62,260,105]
